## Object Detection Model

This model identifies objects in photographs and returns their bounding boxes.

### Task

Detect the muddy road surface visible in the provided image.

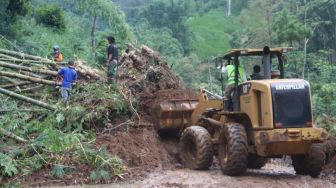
[133,163,336,188]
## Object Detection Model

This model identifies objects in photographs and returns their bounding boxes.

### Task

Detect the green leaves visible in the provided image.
[0,153,18,177]
[51,165,66,178]
[90,170,111,182]
[56,113,65,124]
[35,5,66,32]
[273,9,310,44]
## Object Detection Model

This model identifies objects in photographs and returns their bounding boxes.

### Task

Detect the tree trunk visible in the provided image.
[0,71,61,86]
[302,0,307,79]
[227,0,232,16]
[91,15,97,55]
[0,87,56,110]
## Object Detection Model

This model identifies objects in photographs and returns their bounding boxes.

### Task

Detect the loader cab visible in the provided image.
[222,46,292,111]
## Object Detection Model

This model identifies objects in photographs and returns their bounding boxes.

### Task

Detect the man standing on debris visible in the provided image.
[57,60,77,103]
[106,36,119,83]
[220,60,247,111]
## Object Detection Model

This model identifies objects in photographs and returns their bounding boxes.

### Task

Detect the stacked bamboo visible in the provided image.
[0,48,103,110]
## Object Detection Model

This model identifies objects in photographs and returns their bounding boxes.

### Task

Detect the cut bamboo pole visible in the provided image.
[0,61,57,76]
[0,61,58,76]
[0,58,46,67]
[1,76,18,84]
[1,81,32,89]
[20,71,43,78]
[0,49,51,62]
[0,71,61,86]
[0,127,28,143]
[0,87,56,110]
[19,85,43,92]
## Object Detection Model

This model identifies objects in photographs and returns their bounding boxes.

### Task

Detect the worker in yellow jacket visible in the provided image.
[220,61,247,111]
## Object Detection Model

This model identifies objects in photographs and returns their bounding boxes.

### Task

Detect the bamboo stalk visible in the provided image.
[20,71,43,78]
[0,127,28,143]
[0,87,56,110]
[0,61,58,76]
[0,58,47,68]
[0,53,17,60]
[19,85,43,92]
[0,71,61,86]
[1,76,18,84]
[1,81,32,89]
[0,56,53,63]
[0,109,44,113]
[0,49,51,62]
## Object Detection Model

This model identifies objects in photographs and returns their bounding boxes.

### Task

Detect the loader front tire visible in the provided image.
[218,122,248,176]
[292,155,307,175]
[179,126,213,170]
[247,154,268,169]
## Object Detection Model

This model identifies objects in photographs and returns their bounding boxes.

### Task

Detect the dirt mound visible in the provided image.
[102,46,191,179]
[96,128,176,178]
[324,136,336,170]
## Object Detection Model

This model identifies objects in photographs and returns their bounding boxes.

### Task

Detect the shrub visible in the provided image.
[35,5,66,31]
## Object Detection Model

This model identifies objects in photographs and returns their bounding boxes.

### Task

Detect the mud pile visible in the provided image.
[324,136,336,171]
[96,129,176,178]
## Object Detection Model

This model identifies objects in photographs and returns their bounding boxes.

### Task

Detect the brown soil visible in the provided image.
[95,128,177,179]
[23,163,94,187]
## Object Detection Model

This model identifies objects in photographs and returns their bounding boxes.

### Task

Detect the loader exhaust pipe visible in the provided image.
[263,46,271,79]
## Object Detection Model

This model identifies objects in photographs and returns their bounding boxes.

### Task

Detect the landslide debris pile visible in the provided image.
[117,45,195,123]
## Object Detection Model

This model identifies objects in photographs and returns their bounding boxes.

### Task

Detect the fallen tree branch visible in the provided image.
[103,120,133,134]
[119,89,140,120]
[0,127,28,143]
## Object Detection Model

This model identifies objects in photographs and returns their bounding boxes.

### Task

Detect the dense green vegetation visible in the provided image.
[0,0,335,185]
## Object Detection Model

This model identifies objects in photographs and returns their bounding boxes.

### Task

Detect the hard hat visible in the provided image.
[53,45,60,50]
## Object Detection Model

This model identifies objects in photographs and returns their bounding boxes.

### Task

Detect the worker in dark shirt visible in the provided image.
[106,36,119,83]
[57,60,77,103]
[251,65,263,80]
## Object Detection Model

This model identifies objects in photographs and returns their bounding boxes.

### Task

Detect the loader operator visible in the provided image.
[220,61,247,111]
[251,65,263,80]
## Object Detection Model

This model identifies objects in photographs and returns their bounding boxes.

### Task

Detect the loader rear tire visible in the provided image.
[247,154,268,169]
[218,122,248,176]
[179,126,213,170]
[292,143,325,177]
[306,143,325,178]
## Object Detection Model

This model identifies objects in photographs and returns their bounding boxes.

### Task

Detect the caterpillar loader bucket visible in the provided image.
[152,99,199,133]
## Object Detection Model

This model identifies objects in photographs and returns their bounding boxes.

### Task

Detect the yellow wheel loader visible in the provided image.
[152,46,329,177]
